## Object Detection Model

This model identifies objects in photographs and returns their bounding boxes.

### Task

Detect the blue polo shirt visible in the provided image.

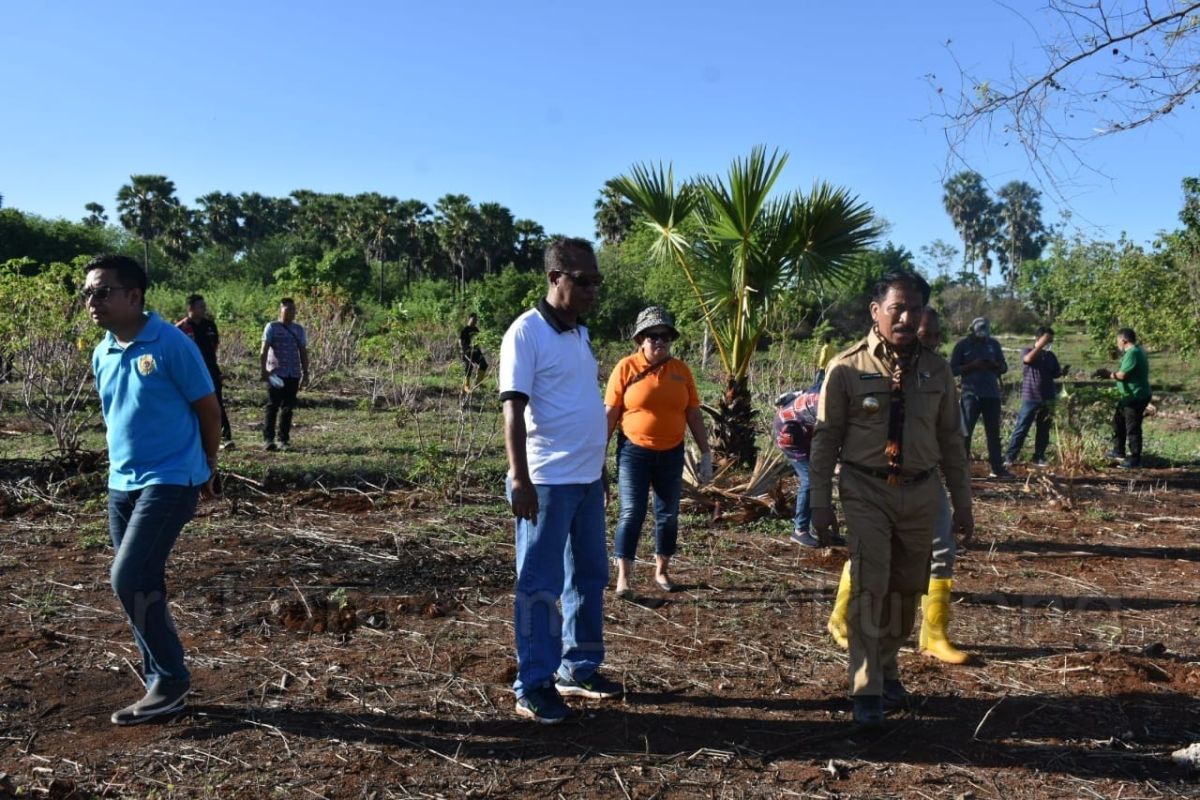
[92,312,215,490]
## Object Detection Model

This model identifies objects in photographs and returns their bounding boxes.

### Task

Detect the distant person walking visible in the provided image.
[499,238,622,724]
[459,313,488,391]
[177,294,234,448]
[605,306,712,597]
[1098,327,1152,468]
[259,298,308,451]
[950,317,1011,478]
[1003,326,1064,468]
[83,254,221,724]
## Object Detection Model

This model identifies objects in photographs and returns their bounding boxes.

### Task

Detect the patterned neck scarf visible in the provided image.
[874,324,920,485]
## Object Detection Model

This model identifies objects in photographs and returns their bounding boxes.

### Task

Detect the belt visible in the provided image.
[843,461,933,484]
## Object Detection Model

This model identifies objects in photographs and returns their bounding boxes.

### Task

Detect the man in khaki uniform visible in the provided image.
[810,270,973,727]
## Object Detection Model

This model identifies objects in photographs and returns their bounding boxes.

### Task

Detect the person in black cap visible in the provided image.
[950,316,1010,478]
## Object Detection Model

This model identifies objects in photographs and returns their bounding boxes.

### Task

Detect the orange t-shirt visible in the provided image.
[604,352,701,450]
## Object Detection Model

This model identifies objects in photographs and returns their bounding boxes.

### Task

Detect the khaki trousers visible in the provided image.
[839,467,938,696]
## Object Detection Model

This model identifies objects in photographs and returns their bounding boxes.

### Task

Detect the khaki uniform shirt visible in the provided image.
[809,328,972,514]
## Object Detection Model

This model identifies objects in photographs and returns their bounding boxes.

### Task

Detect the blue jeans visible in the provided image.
[508,479,607,698]
[614,441,685,559]
[108,484,200,685]
[1005,399,1052,463]
[961,394,1004,470]
[788,457,811,533]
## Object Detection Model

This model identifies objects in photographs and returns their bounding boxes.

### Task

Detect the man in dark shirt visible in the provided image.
[177,295,233,447]
[459,313,488,391]
[1003,326,1063,468]
[950,317,1010,478]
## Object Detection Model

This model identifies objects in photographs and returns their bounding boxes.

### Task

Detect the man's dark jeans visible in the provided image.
[1005,399,1053,463]
[961,394,1004,471]
[264,377,301,444]
[1112,396,1151,459]
[108,484,200,685]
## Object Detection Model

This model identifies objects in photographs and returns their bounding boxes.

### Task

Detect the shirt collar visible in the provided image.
[104,312,160,351]
[536,298,580,333]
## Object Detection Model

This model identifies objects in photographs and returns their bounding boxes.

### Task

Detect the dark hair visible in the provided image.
[83,254,147,303]
[280,297,295,306]
[921,307,940,322]
[545,237,597,275]
[186,294,204,307]
[872,269,930,305]
[1036,325,1054,338]
[1118,327,1137,344]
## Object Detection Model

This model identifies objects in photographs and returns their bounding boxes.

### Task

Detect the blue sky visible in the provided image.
[2,1,1195,264]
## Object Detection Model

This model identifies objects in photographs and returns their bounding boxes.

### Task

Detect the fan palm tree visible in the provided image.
[994,180,1047,292]
[594,185,636,246]
[609,146,878,465]
[941,170,999,289]
[116,174,182,279]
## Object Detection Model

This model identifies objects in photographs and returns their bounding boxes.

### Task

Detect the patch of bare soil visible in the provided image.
[2,465,1200,797]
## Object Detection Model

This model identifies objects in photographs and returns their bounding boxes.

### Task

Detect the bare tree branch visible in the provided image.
[931,0,1200,199]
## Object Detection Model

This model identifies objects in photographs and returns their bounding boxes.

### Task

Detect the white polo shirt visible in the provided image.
[498,302,607,485]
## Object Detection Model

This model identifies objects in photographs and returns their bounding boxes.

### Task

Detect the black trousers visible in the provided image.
[1112,396,1150,459]
[210,371,232,440]
[264,377,301,443]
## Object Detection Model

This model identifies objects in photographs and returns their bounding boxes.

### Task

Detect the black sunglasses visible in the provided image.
[557,271,604,289]
[642,331,675,343]
[80,285,131,302]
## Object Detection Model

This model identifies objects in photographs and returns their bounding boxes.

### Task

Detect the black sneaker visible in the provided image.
[1104,449,1124,461]
[515,686,571,724]
[852,695,883,728]
[988,467,1014,479]
[263,441,277,452]
[882,678,910,710]
[111,679,190,725]
[1119,457,1141,469]
[555,670,623,699]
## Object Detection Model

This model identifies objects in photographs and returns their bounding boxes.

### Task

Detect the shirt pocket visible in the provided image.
[847,378,890,430]
[905,380,945,442]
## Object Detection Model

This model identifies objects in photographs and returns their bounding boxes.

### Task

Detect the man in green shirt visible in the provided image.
[1099,327,1152,468]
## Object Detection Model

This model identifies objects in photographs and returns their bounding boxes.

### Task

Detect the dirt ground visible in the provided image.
[2,463,1200,799]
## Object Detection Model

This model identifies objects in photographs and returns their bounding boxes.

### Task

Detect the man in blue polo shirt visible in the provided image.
[499,237,621,724]
[84,254,221,725]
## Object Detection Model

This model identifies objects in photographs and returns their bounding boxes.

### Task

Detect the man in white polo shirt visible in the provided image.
[499,237,621,724]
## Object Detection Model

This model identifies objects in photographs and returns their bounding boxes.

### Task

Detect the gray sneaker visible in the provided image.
[111,679,190,725]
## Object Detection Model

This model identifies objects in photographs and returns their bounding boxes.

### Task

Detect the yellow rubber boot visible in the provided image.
[920,577,969,664]
[826,560,851,650]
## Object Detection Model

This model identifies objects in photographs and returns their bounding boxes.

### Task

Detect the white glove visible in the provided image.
[698,451,714,483]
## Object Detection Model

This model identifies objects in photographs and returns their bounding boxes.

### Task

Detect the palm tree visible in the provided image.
[195,192,243,250]
[609,147,878,465]
[116,174,182,279]
[82,202,108,228]
[594,185,636,245]
[513,218,547,271]
[942,171,999,289]
[994,180,1046,292]
[395,199,433,286]
[435,194,483,293]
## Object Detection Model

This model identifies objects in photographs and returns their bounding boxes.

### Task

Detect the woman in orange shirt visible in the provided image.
[605,307,712,597]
